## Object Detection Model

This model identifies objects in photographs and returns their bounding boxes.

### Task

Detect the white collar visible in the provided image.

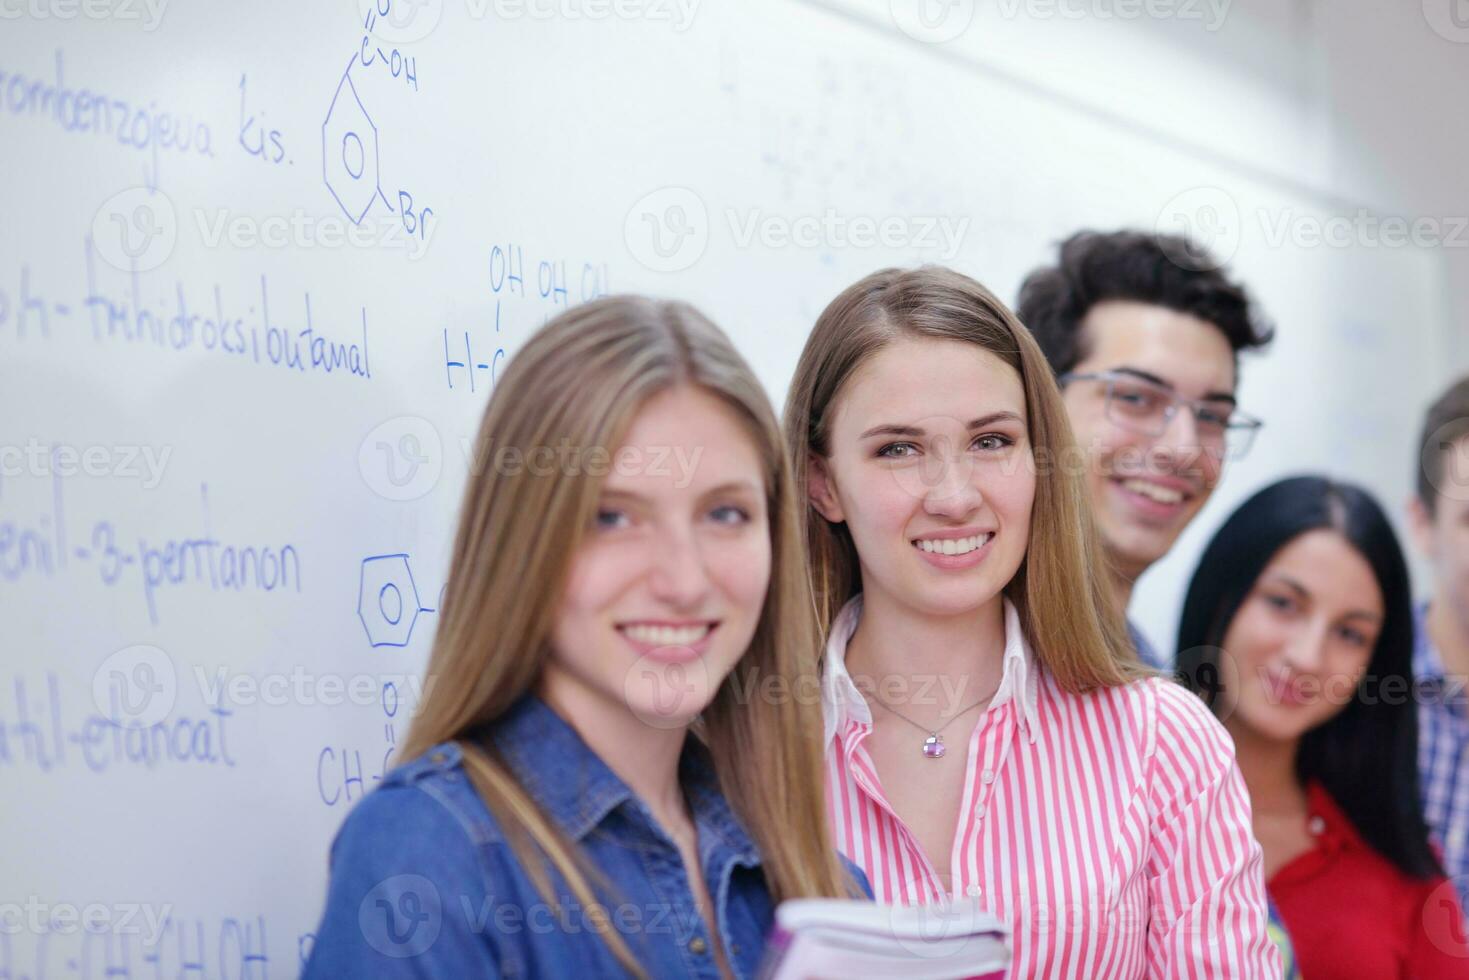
[820,593,1041,751]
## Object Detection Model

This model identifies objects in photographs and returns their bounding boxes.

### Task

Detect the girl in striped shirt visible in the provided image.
[783,266,1280,978]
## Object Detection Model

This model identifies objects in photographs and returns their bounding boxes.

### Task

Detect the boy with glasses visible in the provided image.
[1017,230,1273,668]
[1409,376,1469,915]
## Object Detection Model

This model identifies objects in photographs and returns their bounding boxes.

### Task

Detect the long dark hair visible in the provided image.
[1176,475,1440,880]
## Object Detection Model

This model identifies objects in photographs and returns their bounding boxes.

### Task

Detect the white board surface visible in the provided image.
[0,2,1453,976]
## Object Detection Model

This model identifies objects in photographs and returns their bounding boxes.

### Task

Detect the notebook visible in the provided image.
[759,896,1011,979]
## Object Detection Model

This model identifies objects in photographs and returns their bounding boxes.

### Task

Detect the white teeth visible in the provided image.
[620,623,712,646]
[914,532,993,555]
[1121,479,1184,505]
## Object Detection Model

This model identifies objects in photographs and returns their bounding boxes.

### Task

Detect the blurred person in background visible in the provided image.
[1409,376,1469,917]
[1178,475,1469,979]
[1017,229,1272,669]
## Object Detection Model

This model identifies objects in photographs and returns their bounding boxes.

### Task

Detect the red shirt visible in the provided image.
[1269,780,1469,979]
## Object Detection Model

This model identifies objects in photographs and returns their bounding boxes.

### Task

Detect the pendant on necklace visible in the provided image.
[922,733,947,759]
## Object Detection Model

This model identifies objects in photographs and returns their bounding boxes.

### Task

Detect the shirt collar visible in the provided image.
[1305,779,1363,856]
[491,694,760,863]
[820,593,1041,751]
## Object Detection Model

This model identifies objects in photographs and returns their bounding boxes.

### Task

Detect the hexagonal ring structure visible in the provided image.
[323,68,382,225]
[358,553,422,648]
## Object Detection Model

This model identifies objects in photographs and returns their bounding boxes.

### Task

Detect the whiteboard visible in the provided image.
[0,1,1454,976]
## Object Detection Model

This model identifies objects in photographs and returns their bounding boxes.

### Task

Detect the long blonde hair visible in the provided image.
[402,295,857,974]
[783,266,1149,692]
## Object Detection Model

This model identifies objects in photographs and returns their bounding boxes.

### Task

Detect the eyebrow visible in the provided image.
[1112,366,1236,406]
[1268,574,1383,624]
[858,411,1025,440]
[598,480,761,503]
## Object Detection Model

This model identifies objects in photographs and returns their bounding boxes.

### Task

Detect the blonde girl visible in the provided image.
[787,267,1278,978]
[306,296,863,979]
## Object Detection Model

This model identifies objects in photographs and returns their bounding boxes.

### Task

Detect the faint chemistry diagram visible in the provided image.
[357,552,442,648]
[322,2,434,244]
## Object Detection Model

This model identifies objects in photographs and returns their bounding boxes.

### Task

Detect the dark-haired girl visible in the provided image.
[1178,475,1469,978]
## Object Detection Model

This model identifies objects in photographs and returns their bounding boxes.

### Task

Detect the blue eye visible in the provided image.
[1264,593,1295,613]
[710,505,751,525]
[973,434,1013,451]
[594,509,630,530]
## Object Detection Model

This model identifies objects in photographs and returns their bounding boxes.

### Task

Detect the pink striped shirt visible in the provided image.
[822,594,1282,978]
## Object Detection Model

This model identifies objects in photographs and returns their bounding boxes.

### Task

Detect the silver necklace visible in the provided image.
[866,681,999,759]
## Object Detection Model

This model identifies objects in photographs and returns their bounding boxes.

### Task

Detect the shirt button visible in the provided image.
[981,769,995,784]
[1308,815,1326,836]
[967,884,983,897]
[689,937,708,955]
[973,802,986,818]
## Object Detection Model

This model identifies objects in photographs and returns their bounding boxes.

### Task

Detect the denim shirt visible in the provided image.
[303,694,865,977]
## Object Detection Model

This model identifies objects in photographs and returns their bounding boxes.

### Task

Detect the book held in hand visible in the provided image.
[759,895,1011,979]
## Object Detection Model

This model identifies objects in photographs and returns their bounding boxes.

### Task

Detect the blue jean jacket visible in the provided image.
[303,694,866,977]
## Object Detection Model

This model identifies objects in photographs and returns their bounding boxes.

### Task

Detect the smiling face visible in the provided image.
[542,385,772,729]
[1219,529,1385,745]
[808,336,1035,619]
[1061,300,1236,582]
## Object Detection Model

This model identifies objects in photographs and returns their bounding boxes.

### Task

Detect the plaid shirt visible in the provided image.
[1415,601,1469,911]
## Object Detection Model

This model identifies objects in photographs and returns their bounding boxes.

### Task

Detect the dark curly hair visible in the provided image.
[1015,229,1274,380]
